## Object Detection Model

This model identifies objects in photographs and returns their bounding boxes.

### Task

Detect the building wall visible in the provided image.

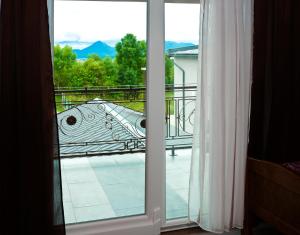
[173,56,198,135]
[174,56,198,86]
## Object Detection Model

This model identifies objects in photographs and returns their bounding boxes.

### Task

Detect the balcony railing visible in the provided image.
[55,85,196,158]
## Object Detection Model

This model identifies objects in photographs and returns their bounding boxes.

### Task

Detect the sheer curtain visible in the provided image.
[189,0,253,233]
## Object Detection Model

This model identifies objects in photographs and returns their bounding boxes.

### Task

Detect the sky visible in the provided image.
[54,1,200,45]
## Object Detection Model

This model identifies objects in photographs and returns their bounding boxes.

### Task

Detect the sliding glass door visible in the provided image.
[51,0,200,234]
[54,0,147,224]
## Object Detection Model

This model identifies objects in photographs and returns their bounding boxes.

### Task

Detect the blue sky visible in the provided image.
[54,1,200,45]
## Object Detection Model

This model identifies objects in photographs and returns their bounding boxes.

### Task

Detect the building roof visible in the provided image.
[57,99,145,157]
[57,98,193,157]
[167,45,198,57]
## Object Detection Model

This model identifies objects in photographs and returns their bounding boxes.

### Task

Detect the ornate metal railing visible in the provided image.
[55,85,196,158]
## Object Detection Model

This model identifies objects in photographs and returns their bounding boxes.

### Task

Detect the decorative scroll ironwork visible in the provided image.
[55,85,196,157]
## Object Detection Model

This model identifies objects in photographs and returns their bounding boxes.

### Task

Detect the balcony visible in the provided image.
[56,85,196,223]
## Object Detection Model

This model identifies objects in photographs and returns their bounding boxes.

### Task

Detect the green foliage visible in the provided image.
[102,57,118,86]
[165,55,174,85]
[82,55,105,86]
[68,62,85,87]
[53,34,174,89]
[54,45,76,87]
[53,36,177,114]
[115,34,146,85]
[54,47,119,88]
[68,54,118,87]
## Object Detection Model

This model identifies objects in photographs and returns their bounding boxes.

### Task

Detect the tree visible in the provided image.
[66,54,104,87]
[165,55,174,85]
[68,62,85,87]
[115,34,146,86]
[80,54,106,87]
[53,45,76,87]
[102,57,118,86]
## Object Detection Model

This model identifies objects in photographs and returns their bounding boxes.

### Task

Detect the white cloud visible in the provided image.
[54,1,199,43]
[165,3,200,43]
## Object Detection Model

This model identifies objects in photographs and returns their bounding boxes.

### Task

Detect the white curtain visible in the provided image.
[188,0,253,233]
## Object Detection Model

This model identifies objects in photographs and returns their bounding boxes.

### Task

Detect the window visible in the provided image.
[51,0,199,234]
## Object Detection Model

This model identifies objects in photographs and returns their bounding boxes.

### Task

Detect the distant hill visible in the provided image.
[73,41,116,59]
[57,40,196,59]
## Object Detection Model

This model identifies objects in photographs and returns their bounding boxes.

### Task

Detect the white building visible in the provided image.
[168,46,198,135]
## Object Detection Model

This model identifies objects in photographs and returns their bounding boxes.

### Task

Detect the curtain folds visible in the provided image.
[248,0,300,163]
[189,0,253,233]
[0,0,65,234]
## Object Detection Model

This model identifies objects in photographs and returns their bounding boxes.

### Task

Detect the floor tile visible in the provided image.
[68,182,110,207]
[64,167,98,184]
[88,157,118,169]
[74,205,115,222]
[103,183,145,210]
[62,183,72,203]
[166,184,188,219]
[167,171,190,190]
[62,149,191,223]
[63,202,76,224]
[114,155,145,168]
[114,206,145,217]
[167,208,188,220]
[91,167,123,185]
[62,158,90,169]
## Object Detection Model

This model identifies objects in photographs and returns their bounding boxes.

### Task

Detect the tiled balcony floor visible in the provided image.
[61,149,191,224]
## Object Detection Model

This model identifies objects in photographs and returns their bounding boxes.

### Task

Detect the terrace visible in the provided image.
[56,85,196,224]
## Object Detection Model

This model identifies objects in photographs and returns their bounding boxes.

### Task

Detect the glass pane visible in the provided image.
[54,1,147,224]
[164,2,200,220]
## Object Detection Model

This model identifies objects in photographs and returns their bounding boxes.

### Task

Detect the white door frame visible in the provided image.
[50,0,200,233]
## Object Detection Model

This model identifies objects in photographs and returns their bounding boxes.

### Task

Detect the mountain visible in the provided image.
[165,41,195,51]
[59,40,196,59]
[73,41,116,59]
